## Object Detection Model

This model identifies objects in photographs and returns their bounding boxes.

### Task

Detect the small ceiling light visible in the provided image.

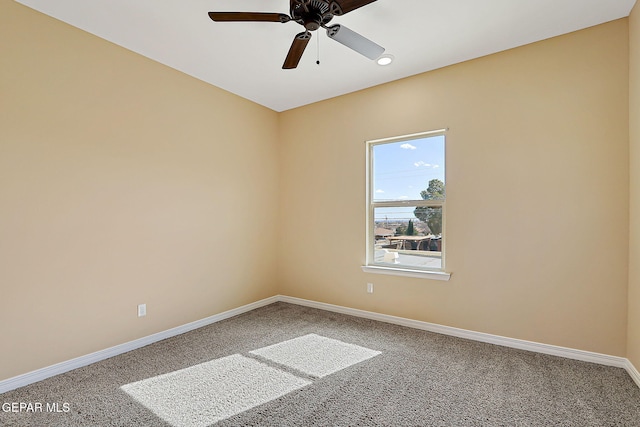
[377,54,394,66]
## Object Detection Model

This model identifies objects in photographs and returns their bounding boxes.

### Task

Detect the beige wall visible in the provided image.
[278,19,630,356]
[0,2,280,381]
[629,2,640,370]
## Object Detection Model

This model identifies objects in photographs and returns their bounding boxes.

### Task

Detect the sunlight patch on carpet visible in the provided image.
[250,333,381,378]
[121,354,311,427]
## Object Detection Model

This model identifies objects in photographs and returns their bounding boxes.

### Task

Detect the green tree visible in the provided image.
[414,179,444,235]
[420,179,445,201]
[405,219,416,236]
[396,220,417,236]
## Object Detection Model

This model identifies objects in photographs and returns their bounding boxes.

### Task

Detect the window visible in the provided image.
[363,130,450,280]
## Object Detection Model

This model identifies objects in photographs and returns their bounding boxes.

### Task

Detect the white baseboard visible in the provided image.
[625,358,640,389]
[0,296,279,395]
[278,295,631,370]
[2,294,638,394]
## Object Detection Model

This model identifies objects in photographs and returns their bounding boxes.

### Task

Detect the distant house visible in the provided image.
[375,227,395,239]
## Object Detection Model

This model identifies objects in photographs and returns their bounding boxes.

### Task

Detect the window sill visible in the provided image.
[361,265,451,281]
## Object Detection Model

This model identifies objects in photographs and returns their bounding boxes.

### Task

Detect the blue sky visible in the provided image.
[373,135,445,202]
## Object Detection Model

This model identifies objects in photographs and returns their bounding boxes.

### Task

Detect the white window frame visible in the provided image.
[362,129,451,281]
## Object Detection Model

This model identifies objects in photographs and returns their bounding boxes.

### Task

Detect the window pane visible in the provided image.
[372,135,445,202]
[373,206,443,270]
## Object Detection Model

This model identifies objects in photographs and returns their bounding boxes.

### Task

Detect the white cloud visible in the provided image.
[414,161,432,168]
[375,189,385,193]
[414,161,442,169]
[401,143,417,150]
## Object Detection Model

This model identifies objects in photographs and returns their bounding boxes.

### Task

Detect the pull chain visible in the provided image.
[316,32,320,65]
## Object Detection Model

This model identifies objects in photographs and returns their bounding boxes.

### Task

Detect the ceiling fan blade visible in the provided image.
[283,32,311,69]
[326,24,384,60]
[208,12,290,23]
[331,0,377,15]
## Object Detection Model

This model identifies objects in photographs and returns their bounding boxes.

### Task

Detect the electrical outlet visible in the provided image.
[367,283,374,294]
[138,303,147,317]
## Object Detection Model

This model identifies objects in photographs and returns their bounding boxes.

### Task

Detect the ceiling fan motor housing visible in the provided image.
[291,0,338,31]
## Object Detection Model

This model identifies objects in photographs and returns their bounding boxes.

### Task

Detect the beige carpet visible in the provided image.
[1,302,639,426]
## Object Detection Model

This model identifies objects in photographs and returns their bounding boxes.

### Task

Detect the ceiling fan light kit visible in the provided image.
[209,0,385,69]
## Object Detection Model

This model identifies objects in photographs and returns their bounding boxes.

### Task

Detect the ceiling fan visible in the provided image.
[208,0,385,69]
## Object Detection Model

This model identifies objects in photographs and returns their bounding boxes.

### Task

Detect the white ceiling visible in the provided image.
[15,0,637,112]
